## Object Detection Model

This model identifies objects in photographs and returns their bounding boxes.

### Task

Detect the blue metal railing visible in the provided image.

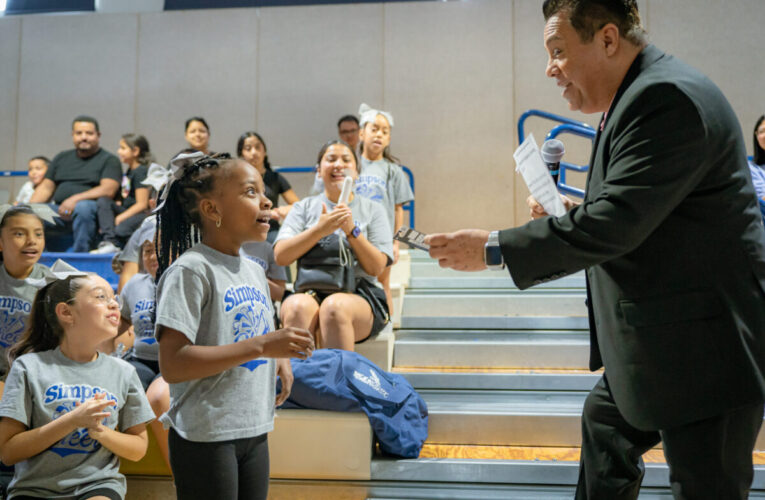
[517,109,594,145]
[0,165,416,227]
[274,165,415,228]
[518,109,596,199]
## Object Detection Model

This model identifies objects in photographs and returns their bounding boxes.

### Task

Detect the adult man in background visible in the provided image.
[31,115,121,251]
[337,114,360,151]
[427,1,765,498]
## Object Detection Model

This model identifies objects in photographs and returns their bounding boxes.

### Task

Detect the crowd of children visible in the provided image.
[0,103,411,499]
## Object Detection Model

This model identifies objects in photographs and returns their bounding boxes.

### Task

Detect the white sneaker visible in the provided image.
[90,241,121,254]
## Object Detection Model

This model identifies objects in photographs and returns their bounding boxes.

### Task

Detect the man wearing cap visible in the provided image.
[31,115,121,252]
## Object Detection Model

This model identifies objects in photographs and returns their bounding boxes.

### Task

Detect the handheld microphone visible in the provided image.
[338,176,354,205]
[541,139,565,185]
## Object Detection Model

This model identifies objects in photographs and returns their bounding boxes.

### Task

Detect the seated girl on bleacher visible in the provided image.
[0,205,55,395]
[0,272,154,500]
[92,134,154,255]
[274,140,392,351]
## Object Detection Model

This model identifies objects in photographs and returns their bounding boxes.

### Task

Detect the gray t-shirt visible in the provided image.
[154,243,276,442]
[119,215,156,264]
[240,241,288,282]
[356,158,414,233]
[275,193,393,284]
[0,348,154,500]
[119,272,157,361]
[0,263,53,378]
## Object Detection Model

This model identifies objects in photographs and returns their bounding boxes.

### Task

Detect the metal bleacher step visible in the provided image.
[401,315,589,330]
[401,292,587,318]
[394,329,590,369]
[397,369,600,392]
[369,457,765,495]
[409,275,584,289]
[420,389,586,447]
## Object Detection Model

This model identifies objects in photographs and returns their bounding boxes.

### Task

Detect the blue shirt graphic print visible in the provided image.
[224,284,272,371]
[0,296,32,348]
[44,383,119,457]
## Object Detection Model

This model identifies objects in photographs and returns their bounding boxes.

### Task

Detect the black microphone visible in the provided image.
[541,139,565,185]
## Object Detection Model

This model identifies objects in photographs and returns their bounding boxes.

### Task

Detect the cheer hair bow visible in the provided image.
[0,203,59,225]
[153,151,205,212]
[141,163,171,192]
[358,103,394,128]
[25,259,87,289]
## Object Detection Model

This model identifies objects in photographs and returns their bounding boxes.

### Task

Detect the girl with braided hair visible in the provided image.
[153,152,313,500]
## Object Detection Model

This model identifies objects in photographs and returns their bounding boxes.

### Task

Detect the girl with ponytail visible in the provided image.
[0,204,57,396]
[0,272,154,500]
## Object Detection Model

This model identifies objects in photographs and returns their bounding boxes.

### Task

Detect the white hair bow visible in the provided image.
[26,259,87,288]
[154,151,205,212]
[358,103,394,128]
[141,163,171,192]
[0,203,59,225]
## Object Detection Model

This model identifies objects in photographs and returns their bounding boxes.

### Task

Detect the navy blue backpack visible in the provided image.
[278,349,428,458]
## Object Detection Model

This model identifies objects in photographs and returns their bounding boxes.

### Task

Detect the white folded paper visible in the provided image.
[514,133,566,217]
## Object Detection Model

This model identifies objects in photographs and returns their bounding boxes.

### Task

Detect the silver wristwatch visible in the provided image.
[484,230,505,270]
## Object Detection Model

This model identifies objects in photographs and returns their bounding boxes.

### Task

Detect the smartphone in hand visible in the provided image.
[394,227,430,251]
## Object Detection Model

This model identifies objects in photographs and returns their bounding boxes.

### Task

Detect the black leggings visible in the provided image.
[168,428,269,500]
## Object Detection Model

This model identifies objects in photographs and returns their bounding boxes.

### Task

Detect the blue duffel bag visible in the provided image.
[278,348,428,458]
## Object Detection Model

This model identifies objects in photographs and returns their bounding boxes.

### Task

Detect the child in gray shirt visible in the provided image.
[0,273,154,500]
[152,153,313,500]
[0,205,55,381]
[356,104,414,314]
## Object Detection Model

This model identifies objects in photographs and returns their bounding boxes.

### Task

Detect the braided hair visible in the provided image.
[155,153,236,281]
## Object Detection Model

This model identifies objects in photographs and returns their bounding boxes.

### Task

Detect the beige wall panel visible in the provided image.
[0,17,21,201]
[646,0,765,155]
[384,0,514,233]
[257,4,383,171]
[16,14,138,174]
[136,8,258,164]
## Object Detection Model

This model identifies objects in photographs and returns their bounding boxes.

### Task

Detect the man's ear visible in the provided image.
[600,22,620,56]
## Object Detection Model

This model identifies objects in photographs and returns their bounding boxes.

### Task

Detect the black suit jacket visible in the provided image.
[500,45,765,430]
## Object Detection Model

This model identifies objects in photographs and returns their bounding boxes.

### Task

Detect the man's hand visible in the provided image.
[527,194,579,220]
[114,213,127,227]
[425,229,490,272]
[58,196,79,220]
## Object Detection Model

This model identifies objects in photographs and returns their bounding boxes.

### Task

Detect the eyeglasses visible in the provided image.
[84,291,121,308]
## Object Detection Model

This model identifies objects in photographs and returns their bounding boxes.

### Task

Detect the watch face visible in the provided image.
[352,225,361,238]
[485,245,503,266]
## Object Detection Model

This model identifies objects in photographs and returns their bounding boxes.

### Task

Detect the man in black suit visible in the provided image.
[427,1,765,498]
